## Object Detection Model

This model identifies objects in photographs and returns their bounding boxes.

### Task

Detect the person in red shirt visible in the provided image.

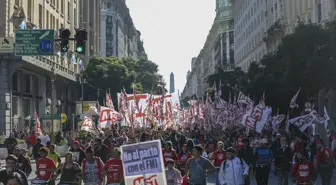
[27,131,37,148]
[294,136,307,154]
[177,144,192,176]
[236,136,244,150]
[291,151,316,185]
[210,141,226,169]
[316,144,334,185]
[36,147,56,181]
[104,148,124,184]
[162,141,178,165]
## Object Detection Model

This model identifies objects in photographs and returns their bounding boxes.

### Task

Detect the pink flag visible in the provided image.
[35,110,41,134]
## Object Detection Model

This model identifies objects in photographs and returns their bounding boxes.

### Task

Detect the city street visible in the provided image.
[1,158,336,184]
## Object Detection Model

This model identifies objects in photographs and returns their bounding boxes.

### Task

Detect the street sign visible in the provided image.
[15,29,55,56]
[0,37,14,53]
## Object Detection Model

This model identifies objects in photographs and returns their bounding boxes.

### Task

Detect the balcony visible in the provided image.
[9,11,80,82]
[22,55,79,81]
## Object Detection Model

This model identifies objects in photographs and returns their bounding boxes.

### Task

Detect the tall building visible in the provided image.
[214,0,234,71]
[233,0,336,71]
[169,72,175,94]
[233,0,267,72]
[182,0,234,99]
[100,0,146,60]
[0,0,99,134]
[78,0,101,61]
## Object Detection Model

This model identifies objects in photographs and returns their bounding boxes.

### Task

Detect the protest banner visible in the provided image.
[121,140,166,185]
[241,104,272,133]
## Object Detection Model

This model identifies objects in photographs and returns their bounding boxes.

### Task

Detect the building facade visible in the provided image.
[0,0,99,134]
[78,0,101,62]
[214,0,235,71]
[169,72,175,94]
[100,0,146,60]
[233,0,336,71]
[233,0,267,72]
[182,0,234,99]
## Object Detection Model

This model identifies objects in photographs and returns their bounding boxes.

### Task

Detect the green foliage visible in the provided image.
[207,21,336,113]
[83,56,166,107]
[208,67,248,101]
[180,96,190,108]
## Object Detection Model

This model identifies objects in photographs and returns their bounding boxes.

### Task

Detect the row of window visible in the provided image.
[235,9,264,42]
[236,43,266,66]
[103,1,118,11]
[235,0,264,27]
[37,1,76,30]
[12,73,40,96]
[12,97,40,119]
[234,0,284,64]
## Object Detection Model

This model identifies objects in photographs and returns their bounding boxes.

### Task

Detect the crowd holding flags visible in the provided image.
[76,83,332,139]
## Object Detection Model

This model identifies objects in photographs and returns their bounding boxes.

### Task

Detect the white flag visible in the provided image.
[290,87,301,108]
[324,106,330,129]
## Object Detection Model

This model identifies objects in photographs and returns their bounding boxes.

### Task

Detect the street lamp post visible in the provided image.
[72,113,75,132]
[50,67,56,143]
[81,74,84,114]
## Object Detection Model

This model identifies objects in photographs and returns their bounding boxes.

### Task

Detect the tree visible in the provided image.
[207,67,248,101]
[246,23,335,112]
[83,56,167,107]
[130,57,166,94]
[207,21,336,113]
[120,57,166,94]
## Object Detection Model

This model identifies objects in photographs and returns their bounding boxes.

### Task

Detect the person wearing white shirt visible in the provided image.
[202,150,208,158]
[41,132,50,146]
[218,147,249,185]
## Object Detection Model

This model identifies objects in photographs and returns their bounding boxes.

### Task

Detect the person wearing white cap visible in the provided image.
[254,138,273,185]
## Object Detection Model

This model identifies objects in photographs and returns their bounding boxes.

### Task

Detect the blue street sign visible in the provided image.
[39,39,53,53]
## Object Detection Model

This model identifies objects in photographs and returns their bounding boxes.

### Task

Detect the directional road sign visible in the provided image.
[15,29,55,56]
[0,37,14,53]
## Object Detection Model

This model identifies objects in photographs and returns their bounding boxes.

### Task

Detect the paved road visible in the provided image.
[2,158,336,185]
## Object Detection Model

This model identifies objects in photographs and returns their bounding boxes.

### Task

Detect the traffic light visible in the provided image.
[75,28,87,54]
[59,28,71,52]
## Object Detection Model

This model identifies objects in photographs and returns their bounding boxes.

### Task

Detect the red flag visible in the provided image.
[105,92,115,109]
[133,86,140,111]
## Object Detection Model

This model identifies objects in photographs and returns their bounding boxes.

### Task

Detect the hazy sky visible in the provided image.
[126,0,216,93]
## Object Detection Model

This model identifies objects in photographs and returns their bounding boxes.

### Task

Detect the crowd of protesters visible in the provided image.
[0,126,335,185]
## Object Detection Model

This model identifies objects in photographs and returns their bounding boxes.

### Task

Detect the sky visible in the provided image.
[126,0,216,94]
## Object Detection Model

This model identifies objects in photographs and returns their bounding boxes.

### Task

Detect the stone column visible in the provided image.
[226,31,230,64]
[0,59,12,135]
[100,14,107,57]
[39,75,47,115]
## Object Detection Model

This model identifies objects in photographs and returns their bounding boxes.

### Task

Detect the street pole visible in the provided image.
[72,114,75,131]
[81,75,84,114]
[50,68,55,143]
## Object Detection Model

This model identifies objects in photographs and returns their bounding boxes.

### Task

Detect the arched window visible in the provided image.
[107,2,112,9]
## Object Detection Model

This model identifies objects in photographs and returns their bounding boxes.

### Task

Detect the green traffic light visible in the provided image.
[76,46,83,52]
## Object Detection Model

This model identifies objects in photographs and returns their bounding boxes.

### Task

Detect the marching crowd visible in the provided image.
[0,127,335,185]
